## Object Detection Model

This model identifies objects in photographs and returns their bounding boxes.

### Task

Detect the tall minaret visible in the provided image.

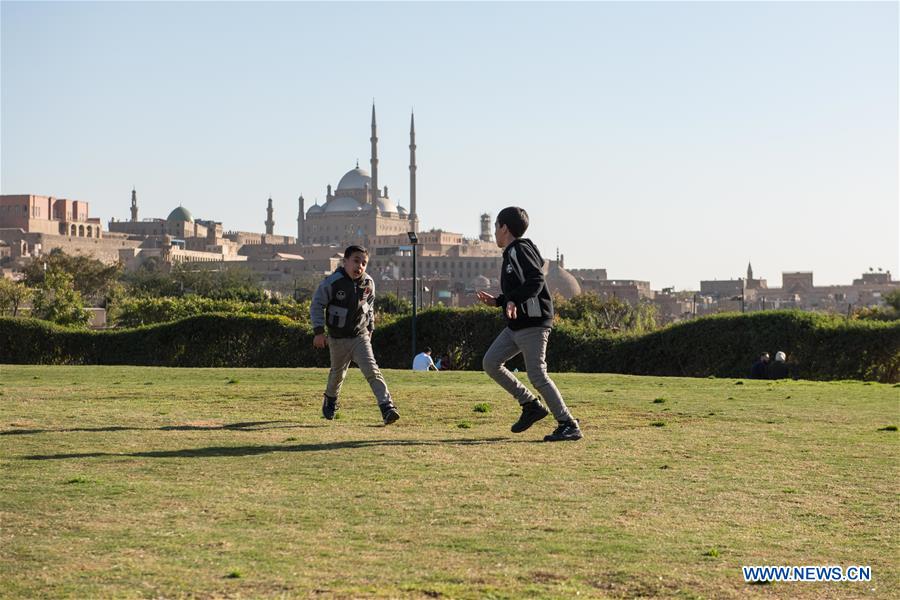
[370,103,379,202]
[479,213,491,242]
[265,197,275,235]
[409,110,418,231]
[130,188,138,222]
[297,194,305,244]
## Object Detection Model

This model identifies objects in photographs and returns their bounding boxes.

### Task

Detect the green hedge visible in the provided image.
[1,310,897,381]
[112,296,310,328]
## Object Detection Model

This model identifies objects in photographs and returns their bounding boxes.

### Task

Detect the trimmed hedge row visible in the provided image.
[1,309,897,381]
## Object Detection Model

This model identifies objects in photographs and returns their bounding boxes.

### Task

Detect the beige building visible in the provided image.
[0,193,144,265]
[299,107,419,245]
[0,194,102,238]
[682,264,898,319]
[2,106,587,304]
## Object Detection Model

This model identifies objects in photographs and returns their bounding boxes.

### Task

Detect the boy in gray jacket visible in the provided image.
[311,245,400,425]
[476,207,582,441]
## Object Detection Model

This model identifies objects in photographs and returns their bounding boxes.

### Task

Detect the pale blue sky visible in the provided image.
[2,1,897,290]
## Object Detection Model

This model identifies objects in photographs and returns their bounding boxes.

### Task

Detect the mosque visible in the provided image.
[299,106,419,245]
[1,105,587,302]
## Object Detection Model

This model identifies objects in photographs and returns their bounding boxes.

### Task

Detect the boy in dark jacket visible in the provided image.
[476,207,582,442]
[310,245,399,425]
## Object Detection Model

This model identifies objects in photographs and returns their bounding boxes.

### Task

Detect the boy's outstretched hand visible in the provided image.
[313,334,328,349]
[475,290,494,306]
[476,290,516,319]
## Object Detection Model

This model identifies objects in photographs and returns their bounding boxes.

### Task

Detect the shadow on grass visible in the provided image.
[23,437,525,460]
[1,421,313,436]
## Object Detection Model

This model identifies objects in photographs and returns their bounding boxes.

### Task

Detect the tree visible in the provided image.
[0,278,32,316]
[375,292,412,314]
[290,274,328,301]
[121,262,268,301]
[22,249,122,306]
[120,257,181,297]
[884,289,900,312]
[30,269,90,327]
[555,292,658,333]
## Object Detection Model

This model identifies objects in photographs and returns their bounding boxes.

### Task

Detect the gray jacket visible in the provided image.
[310,267,375,338]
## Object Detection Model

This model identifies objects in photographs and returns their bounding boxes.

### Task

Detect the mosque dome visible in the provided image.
[166,206,194,223]
[544,261,582,299]
[375,197,398,213]
[324,196,362,213]
[306,203,324,216]
[397,205,408,215]
[337,167,371,191]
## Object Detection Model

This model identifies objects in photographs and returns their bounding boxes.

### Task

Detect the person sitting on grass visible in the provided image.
[768,351,789,379]
[750,352,770,379]
[310,245,400,425]
[412,346,438,371]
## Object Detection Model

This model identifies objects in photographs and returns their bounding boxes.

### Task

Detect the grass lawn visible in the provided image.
[1,365,897,599]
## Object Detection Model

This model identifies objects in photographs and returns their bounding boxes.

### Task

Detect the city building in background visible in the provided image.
[1,108,896,315]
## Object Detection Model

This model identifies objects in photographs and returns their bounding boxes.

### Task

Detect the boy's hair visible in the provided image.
[343,245,369,259]
[423,346,432,354]
[496,206,529,238]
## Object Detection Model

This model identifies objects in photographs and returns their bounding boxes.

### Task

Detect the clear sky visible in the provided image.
[2,1,897,290]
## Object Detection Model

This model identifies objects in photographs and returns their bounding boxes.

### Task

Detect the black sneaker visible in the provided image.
[510,400,550,433]
[322,394,338,420]
[380,403,400,425]
[544,419,583,442]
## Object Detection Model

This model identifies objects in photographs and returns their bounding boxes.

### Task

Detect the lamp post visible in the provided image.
[407,231,419,360]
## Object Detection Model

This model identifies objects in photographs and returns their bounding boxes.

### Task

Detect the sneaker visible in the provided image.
[510,400,550,433]
[544,419,583,442]
[322,394,338,420]
[380,403,400,425]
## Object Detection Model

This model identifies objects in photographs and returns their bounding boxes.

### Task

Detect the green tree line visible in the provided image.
[1,250,898,332]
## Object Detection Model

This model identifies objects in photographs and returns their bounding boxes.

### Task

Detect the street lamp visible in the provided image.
[407,231,419,360]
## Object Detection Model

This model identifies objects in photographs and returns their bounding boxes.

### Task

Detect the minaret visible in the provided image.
[409,110,418,231]
[297,194,305,244]
[747,262,754,281]
[265,197,274,235]
[370,103,379,201]
[479,213,491,242]
[130,188,138,222]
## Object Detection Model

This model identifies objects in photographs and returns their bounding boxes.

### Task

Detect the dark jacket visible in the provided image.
[768,361,789,380]
[310,267,375,338]
[495,238,554,330]
[750,359,769,379]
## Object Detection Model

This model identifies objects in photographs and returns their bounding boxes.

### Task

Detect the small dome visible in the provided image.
[375,197,398,213]
[306,203,324,215]
[337,167,371,191]
[324,196,362,213]
[166,206,193,223]
[397,205,408,215]
[544,261,582,299]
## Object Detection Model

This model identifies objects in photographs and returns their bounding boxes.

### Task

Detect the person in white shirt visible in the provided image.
[412,347,438,371]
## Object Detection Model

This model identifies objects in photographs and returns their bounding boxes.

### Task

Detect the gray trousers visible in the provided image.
[482,326,573,423]
[325,334,392,406]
